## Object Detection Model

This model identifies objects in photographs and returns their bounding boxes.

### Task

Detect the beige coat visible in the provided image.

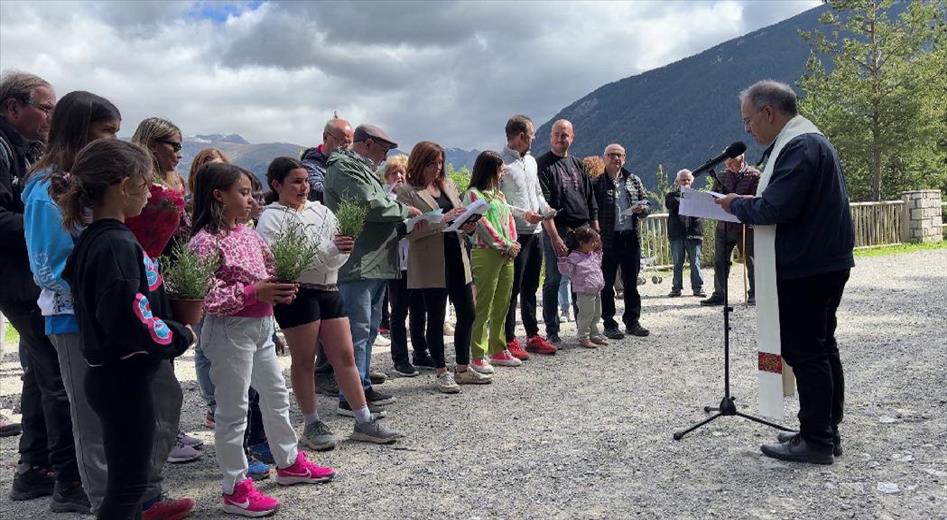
[397,180,473,289]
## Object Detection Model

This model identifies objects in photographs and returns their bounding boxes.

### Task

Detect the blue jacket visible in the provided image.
[22,171,79,334]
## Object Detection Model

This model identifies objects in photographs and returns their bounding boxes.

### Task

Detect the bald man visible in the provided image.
[537,119,598,344]
[592,144,650,339]
[301,118,354,203]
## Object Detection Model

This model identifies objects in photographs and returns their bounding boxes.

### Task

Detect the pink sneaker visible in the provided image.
[490,350,523,367]
[222,478,278,517]
[470,357,495,375]
[275,451,336,486]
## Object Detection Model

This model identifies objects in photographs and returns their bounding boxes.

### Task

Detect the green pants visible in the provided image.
[470,248,514,359]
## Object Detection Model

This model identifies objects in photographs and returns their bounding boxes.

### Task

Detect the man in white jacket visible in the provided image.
[499,115,558,358]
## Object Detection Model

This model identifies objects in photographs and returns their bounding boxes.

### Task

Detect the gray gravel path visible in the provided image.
[1,249,945,519]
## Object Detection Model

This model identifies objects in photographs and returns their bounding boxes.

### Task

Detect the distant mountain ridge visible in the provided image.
[535,4,832,190]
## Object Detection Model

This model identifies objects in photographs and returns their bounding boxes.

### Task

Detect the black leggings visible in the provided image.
[388,273,429,365]
[418,275,475,369]
[86,355,161,520]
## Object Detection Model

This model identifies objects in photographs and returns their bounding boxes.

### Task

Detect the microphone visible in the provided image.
[691,142,747,177]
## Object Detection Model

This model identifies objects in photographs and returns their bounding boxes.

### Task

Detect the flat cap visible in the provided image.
[353,124,397,149]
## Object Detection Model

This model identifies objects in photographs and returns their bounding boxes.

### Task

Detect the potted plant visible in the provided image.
[160,242,218,326]
[269,221,320,283]
[335,200,369,238]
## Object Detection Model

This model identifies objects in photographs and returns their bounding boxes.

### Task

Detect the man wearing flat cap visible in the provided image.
[325,124,421,412]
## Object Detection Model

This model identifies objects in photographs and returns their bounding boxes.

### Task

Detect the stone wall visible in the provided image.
[900,190,944,243]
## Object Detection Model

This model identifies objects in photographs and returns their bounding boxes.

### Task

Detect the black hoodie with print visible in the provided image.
[63,219,193,366]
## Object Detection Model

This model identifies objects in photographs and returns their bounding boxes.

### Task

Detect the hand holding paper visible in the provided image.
[678,187,741,223]
[444,198,489,232]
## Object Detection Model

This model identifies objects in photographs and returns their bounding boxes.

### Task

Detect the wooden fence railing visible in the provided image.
[637,199,909,269]
[850,201,904,248]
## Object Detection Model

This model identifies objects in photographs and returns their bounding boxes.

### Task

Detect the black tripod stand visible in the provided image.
[673,244,791,440]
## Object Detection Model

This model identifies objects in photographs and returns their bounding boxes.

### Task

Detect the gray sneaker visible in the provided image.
[350,418,403,444]
[299,420,337,451]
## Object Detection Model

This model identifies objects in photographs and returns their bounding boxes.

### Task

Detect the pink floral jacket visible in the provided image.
[189,225,274,317]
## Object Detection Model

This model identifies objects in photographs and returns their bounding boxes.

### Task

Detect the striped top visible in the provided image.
[462,188,517,252]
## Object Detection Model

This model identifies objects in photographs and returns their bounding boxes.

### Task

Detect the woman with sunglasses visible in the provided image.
[125,117,190,259]
[124,117,206,470]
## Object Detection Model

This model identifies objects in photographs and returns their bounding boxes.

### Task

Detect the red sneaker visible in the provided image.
[490,350,523,367]
[275,451,336,486]
[526,335,558,355]
[506,339,530,361]
[222,478,277,517]
[143,496,195,520]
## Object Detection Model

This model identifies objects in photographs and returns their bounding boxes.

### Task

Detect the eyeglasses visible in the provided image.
[27,101,55,116]
[742,106,768,127]
[373,139,394,154]
[606,152,625,158]
[157,139,182,152]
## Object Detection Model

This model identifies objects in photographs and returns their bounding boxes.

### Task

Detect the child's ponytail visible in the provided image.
[54,140,153,232]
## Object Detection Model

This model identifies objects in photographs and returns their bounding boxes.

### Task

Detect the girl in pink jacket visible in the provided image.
[556,226,608,348]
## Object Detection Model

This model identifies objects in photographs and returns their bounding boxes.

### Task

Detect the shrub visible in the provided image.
[269,221,320,283]
[160,242,219,300]
[336,200,369,237]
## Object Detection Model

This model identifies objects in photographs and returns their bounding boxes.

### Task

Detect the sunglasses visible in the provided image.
[157,139,182,152]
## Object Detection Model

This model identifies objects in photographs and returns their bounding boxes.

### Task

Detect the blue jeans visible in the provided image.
[670,238,704,293]
[542,230,567,337]
[192,319,216,409]
[337,279,387,402]
[558,277,572,312]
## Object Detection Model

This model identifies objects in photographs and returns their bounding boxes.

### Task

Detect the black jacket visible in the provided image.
[63,219,193,366]
[592,168,649,247]
[731,134,854,280]
[537,152,597,229]
[0,117,41,304]
[665,188,703,240]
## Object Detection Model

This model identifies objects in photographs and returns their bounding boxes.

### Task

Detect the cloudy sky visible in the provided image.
[1,0,819,150]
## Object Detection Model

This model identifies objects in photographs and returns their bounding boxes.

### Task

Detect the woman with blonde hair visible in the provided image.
[125,117,189,258]
[398,141,488,393]
[124,117,204,467]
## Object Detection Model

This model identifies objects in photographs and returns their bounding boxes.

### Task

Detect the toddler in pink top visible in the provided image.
[557,226,608,348]
[188,162,336,517]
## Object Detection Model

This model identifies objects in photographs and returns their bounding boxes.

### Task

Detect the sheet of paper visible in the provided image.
[404,209,443,233]
[444,198,489,232]
[622,200,651,216]
[509,205,558,221]
[678,187,741,223]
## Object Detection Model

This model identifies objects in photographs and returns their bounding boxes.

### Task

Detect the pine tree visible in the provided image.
[799,0,947,201]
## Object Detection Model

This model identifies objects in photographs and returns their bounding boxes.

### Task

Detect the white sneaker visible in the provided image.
[454,367,492,385]
[374,335,391,347]
[470,358,495,375]
[560,309,572,322]
[435,371,460,394]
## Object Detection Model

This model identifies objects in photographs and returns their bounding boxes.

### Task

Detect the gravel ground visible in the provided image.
[1,249,945,520]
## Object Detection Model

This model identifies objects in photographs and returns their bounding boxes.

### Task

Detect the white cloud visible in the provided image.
[0,0,820,150]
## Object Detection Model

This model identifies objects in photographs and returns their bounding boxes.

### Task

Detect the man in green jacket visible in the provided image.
[324,124,420,410]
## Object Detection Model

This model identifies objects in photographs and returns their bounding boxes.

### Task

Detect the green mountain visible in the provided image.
[534,4,830,190]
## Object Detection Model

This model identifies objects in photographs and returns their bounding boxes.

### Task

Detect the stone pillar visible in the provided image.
[900,190,944,243]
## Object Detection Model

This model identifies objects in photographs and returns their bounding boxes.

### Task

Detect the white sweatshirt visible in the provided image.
[256,201,350,285]
[500,145,550,235]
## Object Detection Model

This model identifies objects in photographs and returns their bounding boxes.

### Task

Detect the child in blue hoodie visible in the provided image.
[23,91,195,519]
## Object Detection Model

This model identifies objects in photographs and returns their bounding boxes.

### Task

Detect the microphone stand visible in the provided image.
[672,175,791,441]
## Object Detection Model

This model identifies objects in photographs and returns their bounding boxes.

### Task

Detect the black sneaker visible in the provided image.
[337,400,387,419]
[603,327,624,340]
[693,289,707,297]
[626,323,650,337]
[412,353,436,370]
[364,388,395,406]
[547,333,562,345]
[9,466,54,501]
[315,373,339,396]
[700,295,725,306]
[777,431,842,457]
[392,362,419,377]
[668,289,682,297]
[50,481,91,513]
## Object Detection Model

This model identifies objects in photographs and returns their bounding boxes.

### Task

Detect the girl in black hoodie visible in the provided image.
[60,139,194,520]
